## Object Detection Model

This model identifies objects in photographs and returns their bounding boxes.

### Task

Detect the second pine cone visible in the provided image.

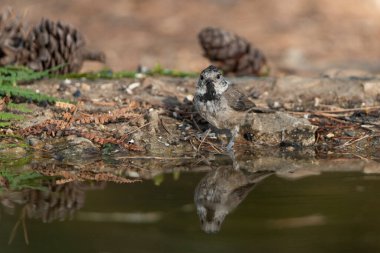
[198,27,268,76]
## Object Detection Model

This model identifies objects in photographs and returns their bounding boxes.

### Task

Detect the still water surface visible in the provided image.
[1,166,380,253]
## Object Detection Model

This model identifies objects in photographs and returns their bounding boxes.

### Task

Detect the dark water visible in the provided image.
[1,166,380,253]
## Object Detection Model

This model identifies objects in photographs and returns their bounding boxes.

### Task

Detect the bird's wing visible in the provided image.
[224,86,256,111]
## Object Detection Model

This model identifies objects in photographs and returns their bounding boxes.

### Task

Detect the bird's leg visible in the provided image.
[226,125,239,151]
[226,148,240,170]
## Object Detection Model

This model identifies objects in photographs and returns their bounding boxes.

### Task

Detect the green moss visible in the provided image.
[0,112,24,121]
[0,122,11,127]
[58,65,198,80]
[0,169,46,192]
[7,103,33,113]
[0,85,58,104]
[0,65,52,86]
[149,64,198,78]
[61,69,136,80]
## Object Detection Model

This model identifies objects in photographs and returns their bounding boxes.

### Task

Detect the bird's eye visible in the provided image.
[200,75,204,81]
[216,74,221,79]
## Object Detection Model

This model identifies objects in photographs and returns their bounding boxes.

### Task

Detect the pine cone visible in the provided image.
[23,19,105,74]
[198,27,268,76]
[0,9,28,66]
[0,9,105,74]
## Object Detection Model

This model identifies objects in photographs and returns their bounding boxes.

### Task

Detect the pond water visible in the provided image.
[1,156,380,253]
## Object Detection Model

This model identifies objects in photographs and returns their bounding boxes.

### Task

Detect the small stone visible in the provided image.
[126,82,141,95]
[363,81,380,96]
[5,129,13,135]
[72,89,81,98]
[250,90,261,99]
[135,73,146,79]
[63,78,72,85]
[286,146,296,152]
[314,97,320,107]
[81,83,91,91]
[344,131,355,137]
[137,65,149,74]
[326,133,335,138]
[44,144,54,150]
[185,94,194,102]
[208,133,217,139]
[269,101,281,109]
[100,83,114,90]
[127,171,140,178]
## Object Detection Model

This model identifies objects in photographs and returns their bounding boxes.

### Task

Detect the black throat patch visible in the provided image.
[199,79,219,102]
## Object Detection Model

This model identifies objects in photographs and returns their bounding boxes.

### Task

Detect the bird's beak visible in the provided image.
[205,78,214,87]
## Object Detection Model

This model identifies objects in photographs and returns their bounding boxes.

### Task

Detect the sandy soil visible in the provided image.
[3,0,380,75]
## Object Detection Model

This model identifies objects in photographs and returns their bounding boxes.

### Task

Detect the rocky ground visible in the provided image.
[0,71,380,199]
[2,68,380,182]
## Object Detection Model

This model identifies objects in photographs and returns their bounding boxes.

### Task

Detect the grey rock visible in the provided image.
[241,111,318,146]
[53,137,100,164]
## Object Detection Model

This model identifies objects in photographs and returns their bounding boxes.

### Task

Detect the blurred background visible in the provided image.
[4,0,380,75]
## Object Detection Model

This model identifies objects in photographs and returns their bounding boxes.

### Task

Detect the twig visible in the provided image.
[197,129,211,152]
[191,115,201,131]
[125,122,152,135]
[189,138,198,151]
[22,211,29,245]
[8,217,20,245]
[336,134,379,148]
[291,111,359,124]
[160,117,172,135]
[8,206,28,245]
[203,140,224,153]
[321,106,380,113]
[339,152,371,162]
[115,156,195,160]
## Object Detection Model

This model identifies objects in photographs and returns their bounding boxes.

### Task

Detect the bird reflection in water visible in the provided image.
[194,165,273,233]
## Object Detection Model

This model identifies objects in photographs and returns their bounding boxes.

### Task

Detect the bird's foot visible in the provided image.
[225,126,239,152]
[225,138,235,152]
[226,147,240,170]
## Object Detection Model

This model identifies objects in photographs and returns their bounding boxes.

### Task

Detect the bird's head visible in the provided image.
[196,204,228,233]
[196,65,229,101]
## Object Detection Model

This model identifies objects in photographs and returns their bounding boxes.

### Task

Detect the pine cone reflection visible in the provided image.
[1,180,104,223]
[25,181,86,222]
